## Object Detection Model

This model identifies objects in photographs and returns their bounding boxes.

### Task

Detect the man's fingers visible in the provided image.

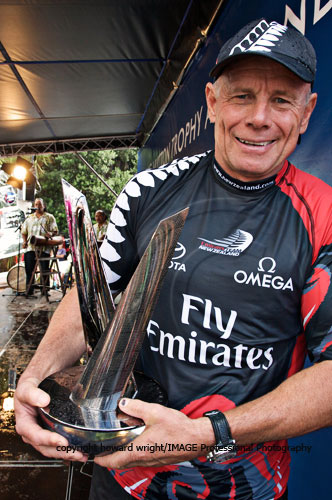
[119,398,162,423]
[15,400,69,448]
[16,415,67,448]
[24,386,50,408]
[119,398,184,428]
[34,444,87,462]
[14,378,70,450]
[15,409,87,461]
[94,451,126,468]
[16,378,50,408]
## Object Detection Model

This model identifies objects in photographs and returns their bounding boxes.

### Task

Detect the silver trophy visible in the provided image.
[38,180,188,454]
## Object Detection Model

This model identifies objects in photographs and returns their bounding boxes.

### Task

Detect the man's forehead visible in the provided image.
[221,56,309,89]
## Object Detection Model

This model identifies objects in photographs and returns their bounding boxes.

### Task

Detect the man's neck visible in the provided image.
[213,159,279,193]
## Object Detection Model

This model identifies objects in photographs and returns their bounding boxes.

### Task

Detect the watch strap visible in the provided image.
[204,409,233,446]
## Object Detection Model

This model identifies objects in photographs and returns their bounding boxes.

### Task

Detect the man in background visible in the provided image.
[21,197,58,295]
[93,209,108,246]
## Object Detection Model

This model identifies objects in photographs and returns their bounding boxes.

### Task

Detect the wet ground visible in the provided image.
[0,285,92,500]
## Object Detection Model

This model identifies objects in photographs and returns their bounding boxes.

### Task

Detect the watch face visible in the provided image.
[206,440,237,462]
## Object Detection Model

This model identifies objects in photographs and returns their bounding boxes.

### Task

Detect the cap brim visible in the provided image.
[210,52,314,83]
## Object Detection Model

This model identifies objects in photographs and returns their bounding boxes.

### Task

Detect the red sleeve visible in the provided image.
[279,164,332,362]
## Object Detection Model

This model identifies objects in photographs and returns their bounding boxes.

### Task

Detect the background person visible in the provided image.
[56,238,72,286]
[14,19,332,500]
[21,197,58,295]
[56,239,67,261]
[93,210,108,245]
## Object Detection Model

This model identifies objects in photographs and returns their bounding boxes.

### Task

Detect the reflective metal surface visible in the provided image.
[62,179,115,351]
[71,207,189,420]
[39,181,188,453]
[39,366,166,454]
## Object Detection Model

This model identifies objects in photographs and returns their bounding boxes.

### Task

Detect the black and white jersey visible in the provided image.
[100,151,332,500]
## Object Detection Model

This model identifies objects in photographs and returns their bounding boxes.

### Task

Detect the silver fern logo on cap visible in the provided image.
[229,20,287,55]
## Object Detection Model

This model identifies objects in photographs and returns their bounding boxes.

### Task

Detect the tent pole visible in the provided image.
[74,151,118,198]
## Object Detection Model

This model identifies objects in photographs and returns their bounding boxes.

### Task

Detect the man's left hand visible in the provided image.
[94,398,214,468]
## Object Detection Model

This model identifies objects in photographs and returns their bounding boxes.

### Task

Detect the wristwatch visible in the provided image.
[203,409,237,462]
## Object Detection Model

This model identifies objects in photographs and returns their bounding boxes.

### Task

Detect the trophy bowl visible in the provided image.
[38,366,167,456]
[38,183,187,457]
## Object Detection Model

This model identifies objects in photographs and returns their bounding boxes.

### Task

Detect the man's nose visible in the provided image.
[246,100,271,129]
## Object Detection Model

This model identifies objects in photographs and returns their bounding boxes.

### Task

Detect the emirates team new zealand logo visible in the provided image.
[198,229,253,256]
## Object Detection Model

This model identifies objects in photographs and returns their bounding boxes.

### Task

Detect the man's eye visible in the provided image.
[275,97,289,104]
[235,94,249,100]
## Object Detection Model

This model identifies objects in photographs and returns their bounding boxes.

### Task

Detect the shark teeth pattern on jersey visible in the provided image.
[106,223,125,243]
[110,207,127,227]
[136,171,155,187]
[165,164,179,176]
[116,192,130,211]
[102,153,208,285]
[152,169,168,180]
[103,245,121,262]
[178,161,191,169]
[125,180,141,197]
[103,265,121,284]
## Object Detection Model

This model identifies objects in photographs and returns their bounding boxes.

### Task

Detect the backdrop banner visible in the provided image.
[139,0,332,187]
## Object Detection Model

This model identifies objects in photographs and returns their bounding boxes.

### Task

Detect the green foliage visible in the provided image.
[37,150,137,234]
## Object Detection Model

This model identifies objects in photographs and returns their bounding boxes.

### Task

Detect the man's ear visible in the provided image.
[205,82,217,124]
[299,92,317,135]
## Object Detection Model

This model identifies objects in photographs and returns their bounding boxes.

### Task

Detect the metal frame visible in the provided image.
[0,135,140,158]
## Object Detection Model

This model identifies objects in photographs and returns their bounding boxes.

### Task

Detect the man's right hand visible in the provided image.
[15,376,87,462]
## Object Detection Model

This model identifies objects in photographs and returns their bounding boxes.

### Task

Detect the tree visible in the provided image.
[37,150,137,233]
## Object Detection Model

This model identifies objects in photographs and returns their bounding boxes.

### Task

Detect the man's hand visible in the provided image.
[94,398,215,469]
[15,376,87,462]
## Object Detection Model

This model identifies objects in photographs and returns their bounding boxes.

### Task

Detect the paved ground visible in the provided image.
[0,284,92,500]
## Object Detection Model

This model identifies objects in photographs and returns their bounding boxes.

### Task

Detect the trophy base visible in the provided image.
[38,366,167,456]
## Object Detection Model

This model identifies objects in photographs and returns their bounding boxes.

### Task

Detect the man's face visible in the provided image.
[34,199,45,213]
[95,211,105,224]
[205,57,317,182]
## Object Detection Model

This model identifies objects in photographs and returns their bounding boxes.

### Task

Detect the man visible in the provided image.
[15,19,332,500]
[21,197,58,295]
[93,209,108,245]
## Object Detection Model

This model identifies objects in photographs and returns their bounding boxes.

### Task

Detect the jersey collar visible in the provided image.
[212,158,288,194]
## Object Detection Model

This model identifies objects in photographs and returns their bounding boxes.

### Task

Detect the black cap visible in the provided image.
[210,19,316,84]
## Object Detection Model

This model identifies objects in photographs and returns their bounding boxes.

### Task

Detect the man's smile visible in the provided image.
[236,137,276,147]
